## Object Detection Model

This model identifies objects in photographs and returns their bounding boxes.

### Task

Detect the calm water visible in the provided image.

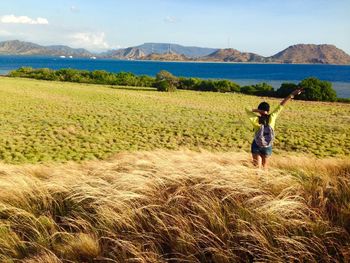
[1,55,350,98]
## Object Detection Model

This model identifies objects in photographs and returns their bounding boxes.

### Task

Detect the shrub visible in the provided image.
[155,70,178,92]
[275,83,298,98]
[229,81,240,92]
[252,82,274,96]
[213,80,240,93]
[240,85,257,95]
[91,70,116,84]
[155,80,175,92]
[240,83,273,96]
[55,69,84,82]
[114,72,139,86]
[138,75,155,87]
[178,77,201,90]
[197,80,217,92]
[9,67,34,77]
[336,98,350,103]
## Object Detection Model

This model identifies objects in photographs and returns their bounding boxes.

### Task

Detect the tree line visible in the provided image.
[9,67,348,102]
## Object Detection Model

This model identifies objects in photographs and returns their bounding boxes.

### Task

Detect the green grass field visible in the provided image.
[0,76,349,163]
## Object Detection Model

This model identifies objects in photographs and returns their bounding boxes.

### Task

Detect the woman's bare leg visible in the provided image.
[261,155,269,169]
[252,154,262,168]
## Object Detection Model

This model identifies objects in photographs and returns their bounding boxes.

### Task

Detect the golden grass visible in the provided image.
[0,150,349,262]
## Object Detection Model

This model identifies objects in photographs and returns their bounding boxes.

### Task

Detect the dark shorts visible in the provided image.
[251,140,272,156]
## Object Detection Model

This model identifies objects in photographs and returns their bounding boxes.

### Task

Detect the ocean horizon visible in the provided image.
[1,55,350,98]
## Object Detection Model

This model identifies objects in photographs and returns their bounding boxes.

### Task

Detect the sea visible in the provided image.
[1,55,350,98]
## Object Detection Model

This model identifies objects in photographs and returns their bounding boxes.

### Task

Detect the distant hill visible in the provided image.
[141,52,192,61]
[0,40,93,57]
[103,43,217,59]
[135,43,217,58]
[104,47,146,59]
[270,44,350,64]
[199,44,350,64]
[199,48,266,62]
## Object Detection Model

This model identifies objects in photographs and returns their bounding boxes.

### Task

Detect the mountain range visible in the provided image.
[0,40,92,57]
[1,40,350,64]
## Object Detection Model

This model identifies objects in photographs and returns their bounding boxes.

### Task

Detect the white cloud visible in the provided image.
[164,16,177,23]
[71,32,109,50]
[0,15,49,25]
[70,6,80,13]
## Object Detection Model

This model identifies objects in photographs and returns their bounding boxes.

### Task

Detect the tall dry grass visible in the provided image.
[0,150,349,262]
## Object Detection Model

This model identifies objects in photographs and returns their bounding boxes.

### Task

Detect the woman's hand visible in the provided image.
[292,87,304,96]
[281,87,304,106]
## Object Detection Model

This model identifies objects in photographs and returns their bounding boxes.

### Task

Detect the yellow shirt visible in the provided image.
[246,105,284,132]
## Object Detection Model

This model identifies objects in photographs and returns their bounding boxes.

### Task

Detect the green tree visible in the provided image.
[298,77,337,101]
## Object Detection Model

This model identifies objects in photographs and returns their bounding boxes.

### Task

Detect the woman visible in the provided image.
[246,88,303,169]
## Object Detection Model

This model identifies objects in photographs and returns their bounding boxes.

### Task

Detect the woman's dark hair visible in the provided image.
[258,102,270,112]
[258,102,270,126]
[259,115,270,126]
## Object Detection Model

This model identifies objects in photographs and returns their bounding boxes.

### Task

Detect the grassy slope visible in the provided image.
[0,77,349,164]
[0,151,349,262]
[0,77,349,261]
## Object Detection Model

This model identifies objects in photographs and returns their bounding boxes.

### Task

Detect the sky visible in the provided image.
[0,0,349,56]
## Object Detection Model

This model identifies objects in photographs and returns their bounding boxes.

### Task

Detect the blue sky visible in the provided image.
[0,0,349,55]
